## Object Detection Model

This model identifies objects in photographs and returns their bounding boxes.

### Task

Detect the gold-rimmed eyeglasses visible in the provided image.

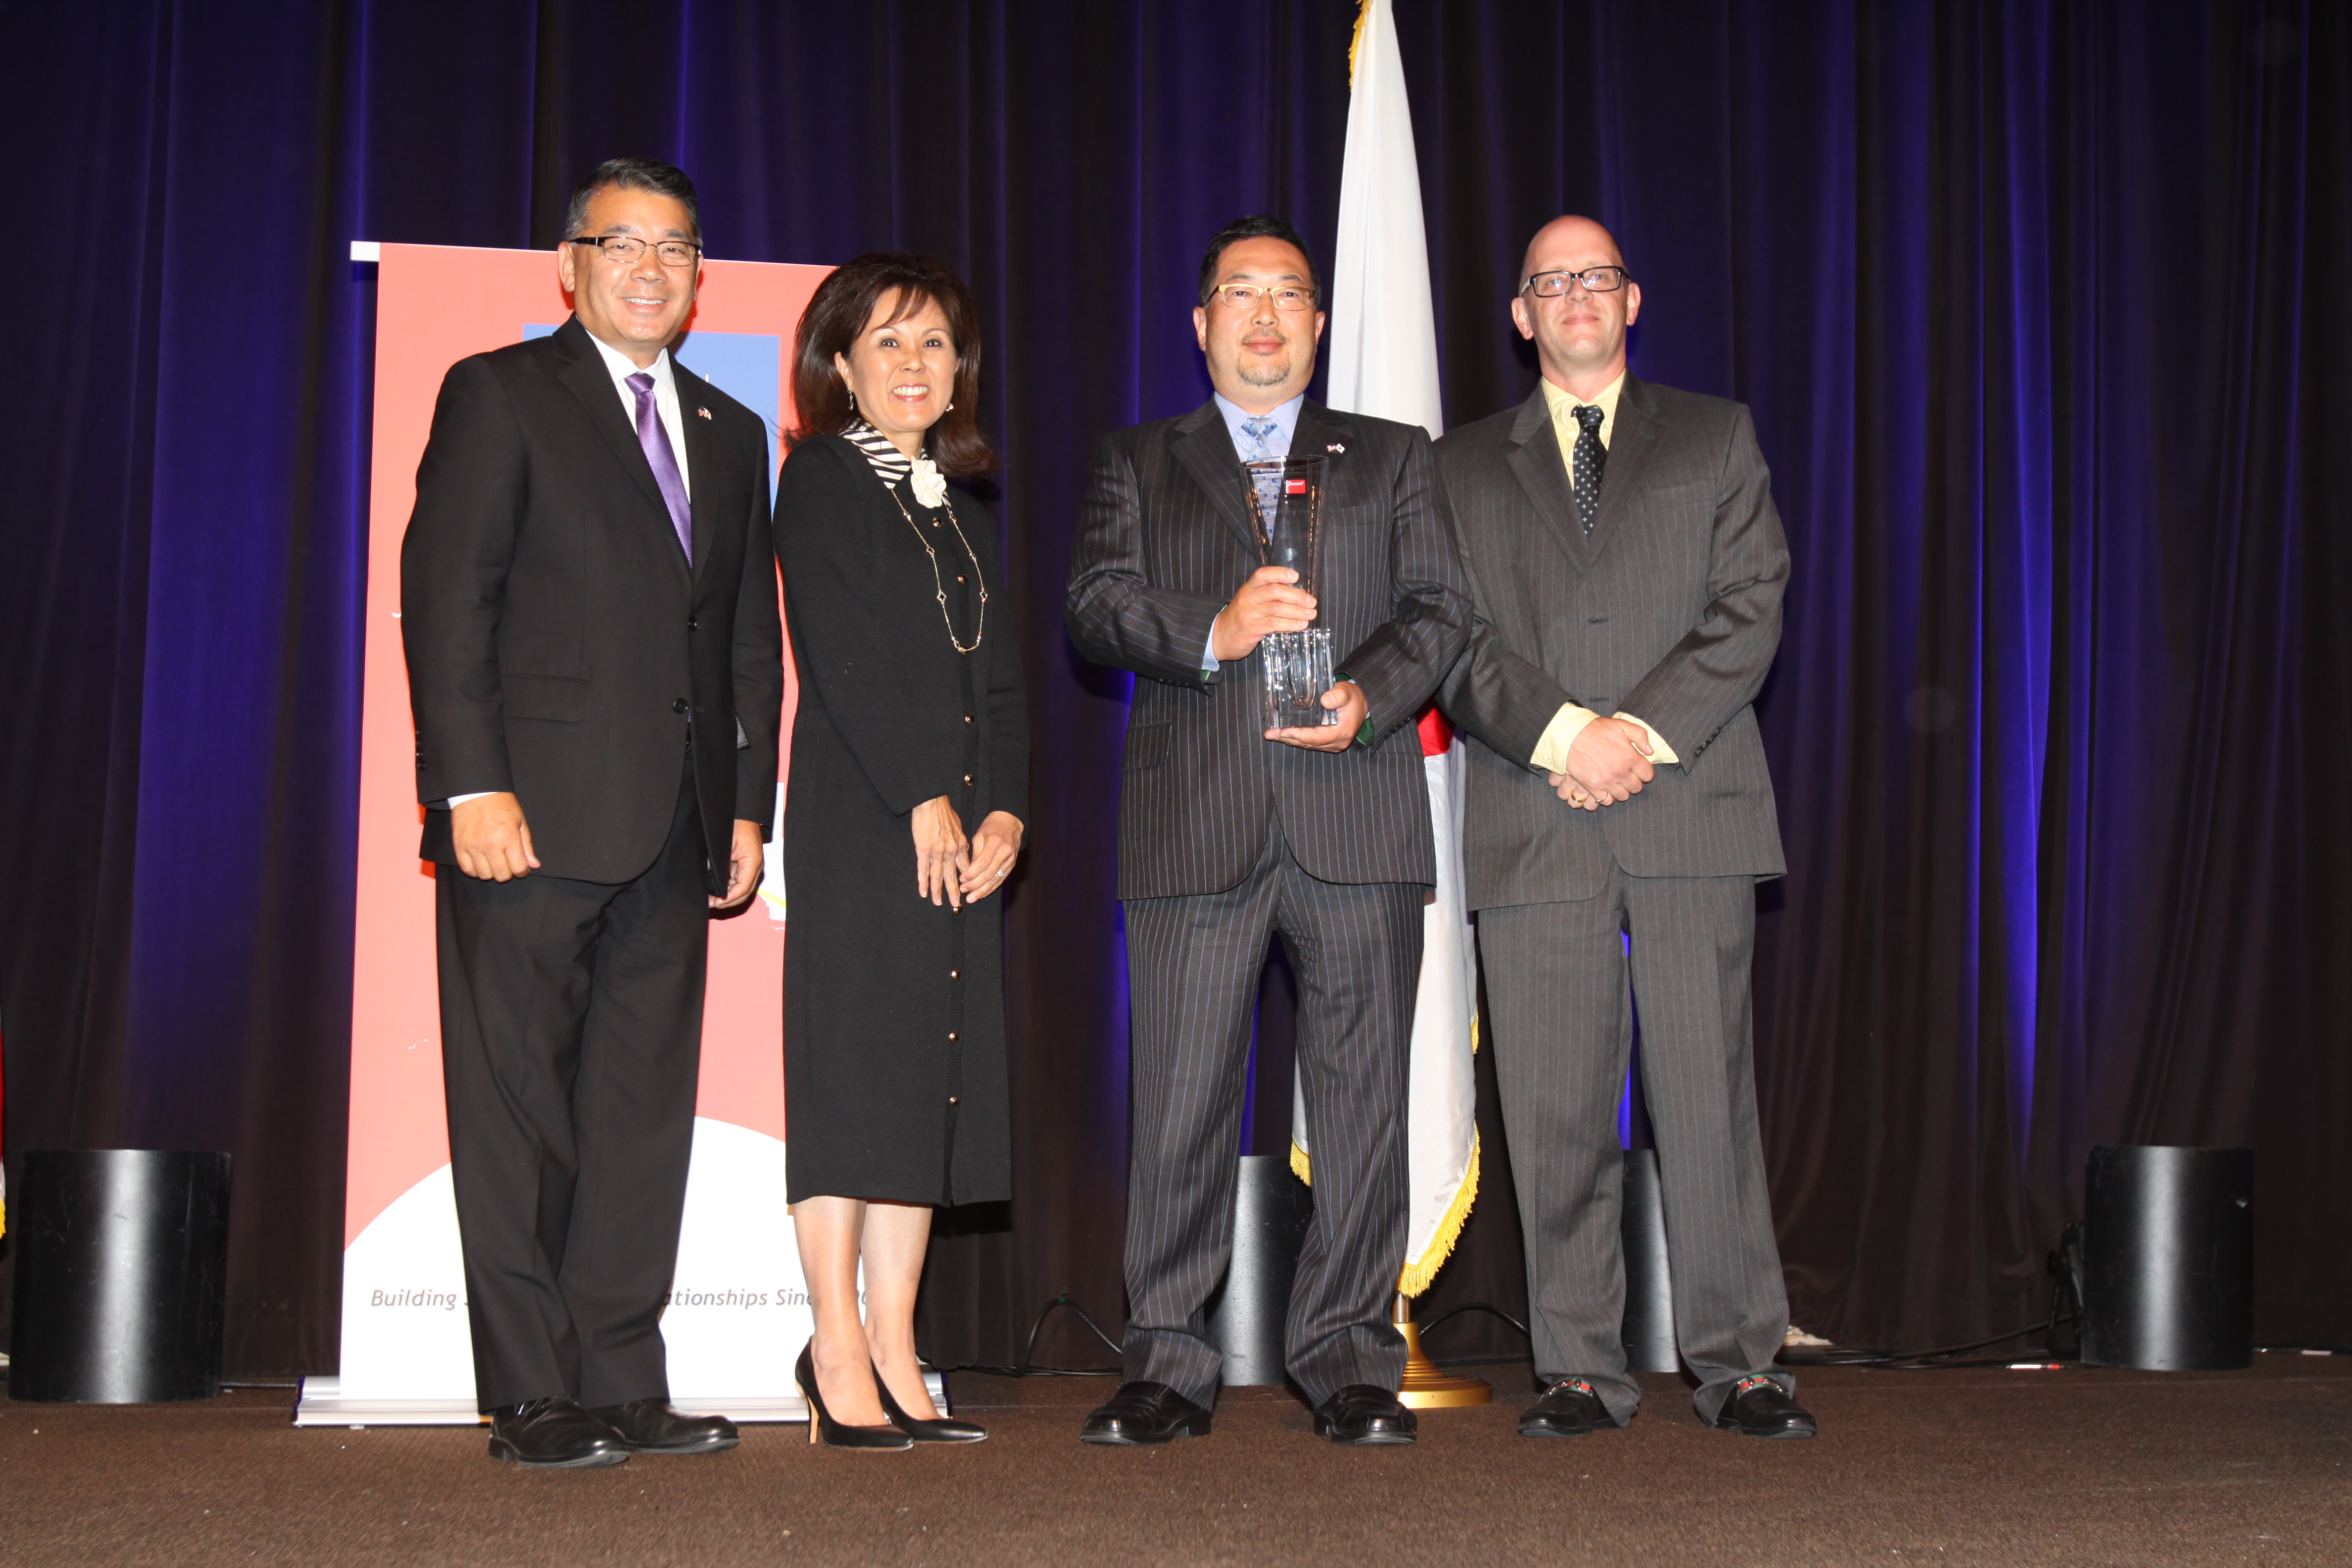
[1209,283,1318,312]
[1522,266,1631,296]
[569,235,703,268]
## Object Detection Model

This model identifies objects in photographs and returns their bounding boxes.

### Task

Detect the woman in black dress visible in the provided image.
[775,254,1027,1447]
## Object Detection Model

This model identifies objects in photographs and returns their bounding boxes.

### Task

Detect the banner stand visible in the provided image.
[309,241,842,1427]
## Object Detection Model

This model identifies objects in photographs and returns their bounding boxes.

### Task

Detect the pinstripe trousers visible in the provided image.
[1478,866,1792,1424]
[1120,816,1424,1407]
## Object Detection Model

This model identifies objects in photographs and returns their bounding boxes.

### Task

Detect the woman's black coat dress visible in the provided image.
[775,434,1028,1206]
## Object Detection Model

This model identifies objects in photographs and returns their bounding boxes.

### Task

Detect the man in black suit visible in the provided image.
[400,158,784,1468]
[1066,215,1470,1447]
[1437,215,1811,1440]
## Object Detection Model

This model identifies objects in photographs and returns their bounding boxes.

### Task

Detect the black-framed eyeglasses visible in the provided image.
[1522,266,1630,296]
[1209,283,1318,312]
[570,235,702,268]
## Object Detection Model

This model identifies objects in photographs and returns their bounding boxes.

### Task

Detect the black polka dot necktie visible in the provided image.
[1570,403,1607,534]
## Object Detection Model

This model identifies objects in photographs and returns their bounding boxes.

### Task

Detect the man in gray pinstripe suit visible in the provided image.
[1066,215,1470,1447]
[1437,215,1815,1440]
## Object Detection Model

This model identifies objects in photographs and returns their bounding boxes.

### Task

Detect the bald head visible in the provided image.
[1520,215,1624,286]
[1511,214,1641,397]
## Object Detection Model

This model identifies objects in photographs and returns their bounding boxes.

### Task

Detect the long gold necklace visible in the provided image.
[886,483,988,654]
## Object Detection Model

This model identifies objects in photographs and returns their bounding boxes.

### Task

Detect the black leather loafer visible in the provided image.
[1312,1385,1418,1446]
[487,1397,630,1469]
[1712,1377,1817,1439]
[1519,1377,1616,1438]
[1079,1381,1213,1445]
[589,1398,740,1455]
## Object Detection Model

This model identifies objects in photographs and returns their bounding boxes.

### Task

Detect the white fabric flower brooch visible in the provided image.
[910,457,948,508]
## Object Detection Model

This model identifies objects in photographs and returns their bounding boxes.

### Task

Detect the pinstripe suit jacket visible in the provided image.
[1436,376,1788,911]
[1067,399,1471,900]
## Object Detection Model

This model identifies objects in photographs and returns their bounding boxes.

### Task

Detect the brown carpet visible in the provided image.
[0,1353,2344,1567]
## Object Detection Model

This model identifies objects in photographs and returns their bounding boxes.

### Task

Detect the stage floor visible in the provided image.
[1,1353,2343,1565]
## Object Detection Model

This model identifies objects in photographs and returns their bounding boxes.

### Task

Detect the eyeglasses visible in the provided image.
[570,235,702,268]
[1209,284,1317,312]
[1522,266,1631,296]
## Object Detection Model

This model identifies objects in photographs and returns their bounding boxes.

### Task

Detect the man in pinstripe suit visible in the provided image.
[1066,216,1470,1447]
[1437,215,1814,1440]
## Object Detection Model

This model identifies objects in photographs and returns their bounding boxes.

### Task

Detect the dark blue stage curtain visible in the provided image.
[1,1,2343,1376]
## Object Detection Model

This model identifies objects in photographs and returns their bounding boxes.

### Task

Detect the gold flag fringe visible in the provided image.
[1347,0,1370,88]
[1398,1129,1479,1298]
[1285,1134,1482,1301]
[1288,1010,1483,1295]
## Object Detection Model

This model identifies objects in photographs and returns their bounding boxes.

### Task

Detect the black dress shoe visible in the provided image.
[1312,1385,1418,1446]
[588,1398,739,1455]
[1712,1376,1817,1439]
[1079,1381,1213,1445]
[873,1365,987,1443]
[487,1397,629,1469]
[1519,1377,1615,1438]
[796,1345,913,1450]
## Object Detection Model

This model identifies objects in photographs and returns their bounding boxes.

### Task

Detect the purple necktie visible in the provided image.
[626,371,693,560]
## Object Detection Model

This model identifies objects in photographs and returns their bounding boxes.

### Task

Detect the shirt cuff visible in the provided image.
[1529,706,1681,773]
[1617,713,1679,765]
[444,791,494,808]
[1529,703,1599,774]
[1201,624,1221,681]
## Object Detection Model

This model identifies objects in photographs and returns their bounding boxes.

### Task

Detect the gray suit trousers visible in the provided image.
[1479,866,1791,1424]
[1121,818,1423,1407]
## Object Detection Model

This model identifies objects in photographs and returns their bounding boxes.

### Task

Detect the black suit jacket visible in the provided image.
[1066,398,1470,899]
[400,316,785,888]
[1436,375,1787,910]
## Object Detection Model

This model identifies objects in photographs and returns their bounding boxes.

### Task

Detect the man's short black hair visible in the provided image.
[1197,215,1319,306]
[562,157,701,245]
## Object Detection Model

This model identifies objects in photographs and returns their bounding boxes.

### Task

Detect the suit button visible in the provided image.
[964,714,973,724]
[947,1095,960,1105]
[672,698,688,714]
[686,616,699,630]
[962,774,973,785]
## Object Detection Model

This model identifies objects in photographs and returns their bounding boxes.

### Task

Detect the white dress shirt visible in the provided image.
[586,332,692,500]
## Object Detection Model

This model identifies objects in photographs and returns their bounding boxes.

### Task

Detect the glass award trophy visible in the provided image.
[1241,456,1337,729]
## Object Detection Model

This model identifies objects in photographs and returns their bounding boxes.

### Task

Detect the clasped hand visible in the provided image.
[1550,716,1656,811]
[912,796,1025,908]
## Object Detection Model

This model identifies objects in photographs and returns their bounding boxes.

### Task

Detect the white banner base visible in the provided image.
[291,1376,943,1428]
[307,1117,942,1426]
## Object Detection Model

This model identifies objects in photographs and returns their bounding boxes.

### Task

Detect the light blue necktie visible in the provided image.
[1240,416,1282,527]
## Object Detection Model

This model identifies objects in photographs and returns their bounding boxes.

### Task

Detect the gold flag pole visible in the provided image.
[1395,1291,1491,1408]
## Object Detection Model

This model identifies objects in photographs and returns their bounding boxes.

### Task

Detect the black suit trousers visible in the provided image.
[436,762,707,1412]
[1120,817,1423,1407]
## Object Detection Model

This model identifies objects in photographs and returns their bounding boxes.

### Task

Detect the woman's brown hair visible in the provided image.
[787,251,996,478]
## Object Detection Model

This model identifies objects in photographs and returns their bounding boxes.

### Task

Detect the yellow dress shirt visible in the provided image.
[1527,373,1680,776]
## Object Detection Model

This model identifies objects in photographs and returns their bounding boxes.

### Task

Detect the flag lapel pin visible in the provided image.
[1326,442,1345,453]
[697,406,712,419]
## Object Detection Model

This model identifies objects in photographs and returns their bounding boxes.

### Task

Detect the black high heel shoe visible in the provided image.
[795,1344,912,1450]
[873,1363,987,1443]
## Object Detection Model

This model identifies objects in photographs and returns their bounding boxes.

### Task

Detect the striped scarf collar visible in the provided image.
[843,419,917,488]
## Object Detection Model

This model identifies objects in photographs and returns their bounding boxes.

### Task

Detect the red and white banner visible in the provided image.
[298,244,832,1425]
